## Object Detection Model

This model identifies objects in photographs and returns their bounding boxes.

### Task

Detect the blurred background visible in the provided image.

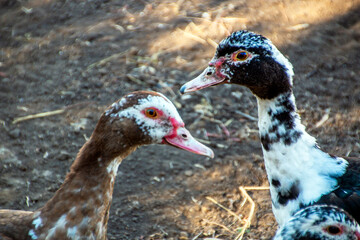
[1,0,359,239]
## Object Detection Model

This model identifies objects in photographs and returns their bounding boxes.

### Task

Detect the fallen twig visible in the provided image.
[126,74,145,85]
[160,83,177,99]
[192,231,203,240]
[177,28,207,45]
[206,133,223,138]
[12,101,93,125]
[202,116,230,138]
[206,196,242,222]
[12,109,65,124]
[87,50,128,70]
[203,219,236,234]
[238,195,248,212]
[314,112,330,128]
[206,38,218,48]
[234,186,270,240]
[234,187,256,240]
[235,110,258,121]
[287,23,309,31]
[195,138,212,145]
[204,185,270,240]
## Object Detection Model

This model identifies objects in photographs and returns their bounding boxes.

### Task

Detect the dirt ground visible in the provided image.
[0,0,359,239]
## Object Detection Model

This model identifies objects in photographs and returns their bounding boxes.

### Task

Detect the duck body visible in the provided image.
[0,91,213,240]
[0,210,33,240]
[1,138,128,240]
[274,205,360,240]
[180,30,360,226]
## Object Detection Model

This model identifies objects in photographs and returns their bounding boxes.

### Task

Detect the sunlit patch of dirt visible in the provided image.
[0,0,359,239]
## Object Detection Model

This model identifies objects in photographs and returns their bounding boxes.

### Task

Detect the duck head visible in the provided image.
[180,30,295,99]
[274,205,360,240]
[93,91,214,159]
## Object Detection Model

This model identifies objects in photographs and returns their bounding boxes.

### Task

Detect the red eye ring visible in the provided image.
[233,50,250,61]
[325,225,343,235]
[145,108,158,118]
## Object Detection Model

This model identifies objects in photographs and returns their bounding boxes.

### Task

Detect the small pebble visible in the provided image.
[8,129,21,139]
[203,160,212,168]
[179,231,188,240]
[184,170,193,177]
[58,150,71,161]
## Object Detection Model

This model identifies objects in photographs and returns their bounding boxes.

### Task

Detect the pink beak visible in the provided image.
[180,61,227,94]
[163,127,214,158]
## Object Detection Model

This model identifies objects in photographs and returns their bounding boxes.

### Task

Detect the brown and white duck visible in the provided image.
[0,91,214,240]
[180,30,360,226]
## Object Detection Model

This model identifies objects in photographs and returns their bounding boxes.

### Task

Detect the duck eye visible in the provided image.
[325,225,342,235]
[145,108,158,118]
[233,51,249,61]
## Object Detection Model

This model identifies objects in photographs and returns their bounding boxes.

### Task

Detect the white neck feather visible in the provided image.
[255,92,348,226]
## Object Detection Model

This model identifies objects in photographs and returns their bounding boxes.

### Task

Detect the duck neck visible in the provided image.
[256,91,308,152]
[255,91,347,225]
[30,138,137,240]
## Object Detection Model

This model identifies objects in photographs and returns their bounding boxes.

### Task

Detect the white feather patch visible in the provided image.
[111,94,183,141]
[257,95,347,226]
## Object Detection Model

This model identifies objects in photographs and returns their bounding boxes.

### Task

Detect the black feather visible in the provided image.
[317,157,360,223]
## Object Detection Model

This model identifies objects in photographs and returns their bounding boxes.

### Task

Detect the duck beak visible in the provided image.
[180,65,227,94]
[163,127,214,158]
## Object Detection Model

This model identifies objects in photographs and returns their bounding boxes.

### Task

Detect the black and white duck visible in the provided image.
[180,30,360,226]
[274,205,360,240]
